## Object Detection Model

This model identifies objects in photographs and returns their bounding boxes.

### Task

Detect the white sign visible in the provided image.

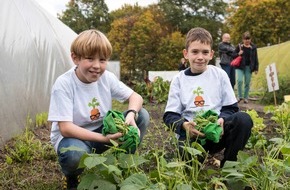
[265,63,279,92]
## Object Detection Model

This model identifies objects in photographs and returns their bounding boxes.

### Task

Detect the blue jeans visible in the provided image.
[236,66,252,99]
[57,108,150,176]
[221,64,236,89]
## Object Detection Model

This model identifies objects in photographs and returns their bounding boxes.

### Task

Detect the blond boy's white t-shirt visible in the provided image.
[48,67,133,151]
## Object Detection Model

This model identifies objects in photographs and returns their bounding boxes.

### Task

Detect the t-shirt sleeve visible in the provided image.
[220,71,237,106]
[48,80,73,122]
[109,72,133,102]
[165,76,183,114]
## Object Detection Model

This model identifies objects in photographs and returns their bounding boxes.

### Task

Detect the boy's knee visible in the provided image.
[139,108,149,120]
[137,108,150,128]
[233,112,253,135]
[238,112,253,127]
[59,150,84,170]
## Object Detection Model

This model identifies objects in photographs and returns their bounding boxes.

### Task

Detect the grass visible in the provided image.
[252,40,290,91]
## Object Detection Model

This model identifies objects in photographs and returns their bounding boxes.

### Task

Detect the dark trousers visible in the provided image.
[221,64,236,89]
[178,112,253,167]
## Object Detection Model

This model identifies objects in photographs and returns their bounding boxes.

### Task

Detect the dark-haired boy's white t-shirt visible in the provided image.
[48,67,133,151]
[165,65,237,122]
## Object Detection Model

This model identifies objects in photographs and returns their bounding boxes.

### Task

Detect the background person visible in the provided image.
[233,31,259,103]
[163,27,253,168]
[218,33,236,89]
[178,58,188,71]
[48,29,150,189]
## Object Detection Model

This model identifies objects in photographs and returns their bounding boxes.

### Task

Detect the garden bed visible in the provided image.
[0,100,287,189]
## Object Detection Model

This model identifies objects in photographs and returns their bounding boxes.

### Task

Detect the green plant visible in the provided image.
[5,116,43,163]
[222,144,290,190]
[244,109,267,149]
[133,77,170,104]
[265,102,290,140]
[35,112,48,128]
[150,77,170,103]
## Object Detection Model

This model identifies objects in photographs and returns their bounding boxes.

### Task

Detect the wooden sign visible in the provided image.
[265,63,279,92]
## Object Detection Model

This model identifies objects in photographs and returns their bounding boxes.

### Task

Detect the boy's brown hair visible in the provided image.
[71,29,112,59]
[185,27,213,50]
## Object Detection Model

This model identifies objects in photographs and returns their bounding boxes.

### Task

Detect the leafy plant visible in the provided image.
[222,146,290,190]
[5,116,43,163]
[35,112,48,128]
[133,77,170,104]
[265,102,290,140]
[244,109,267,149]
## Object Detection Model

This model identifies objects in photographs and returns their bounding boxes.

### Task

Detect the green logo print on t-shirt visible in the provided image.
[193,87,205,107]
[88,97,100,121]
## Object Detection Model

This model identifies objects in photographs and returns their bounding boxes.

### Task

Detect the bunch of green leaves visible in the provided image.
[102,111,140,153]
[194,114,218,131]
[193,110,222,145]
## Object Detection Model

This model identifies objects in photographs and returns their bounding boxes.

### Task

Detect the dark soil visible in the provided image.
[0,100,276,189]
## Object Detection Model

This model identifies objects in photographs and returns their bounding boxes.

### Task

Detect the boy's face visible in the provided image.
[72,53,107,83]
[183,40,214,73]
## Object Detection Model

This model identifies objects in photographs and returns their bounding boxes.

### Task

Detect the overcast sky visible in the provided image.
[36,0,158,17]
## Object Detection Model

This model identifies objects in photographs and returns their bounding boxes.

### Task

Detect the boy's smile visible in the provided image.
[72,53,107,83]
[183,41,214,73]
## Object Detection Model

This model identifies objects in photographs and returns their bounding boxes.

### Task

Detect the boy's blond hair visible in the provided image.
[185,27,213,50]
[71,29,112,59]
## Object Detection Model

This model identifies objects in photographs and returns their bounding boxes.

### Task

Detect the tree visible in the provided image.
[158,0,227,59]
[58,0,110,34]
[156,31,185,71]
[108,5,186,82]
[226,0,290,47]
[108,7,165,81]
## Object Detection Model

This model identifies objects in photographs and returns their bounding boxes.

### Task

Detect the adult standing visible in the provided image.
[218,33,236,89]
[234,31,259,104]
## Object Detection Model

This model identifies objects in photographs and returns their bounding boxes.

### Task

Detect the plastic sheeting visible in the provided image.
[0,0,77,145]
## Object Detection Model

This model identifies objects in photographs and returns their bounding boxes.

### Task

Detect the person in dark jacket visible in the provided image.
[233,31,259,104]
[178,58,188,71]
[218,33,236,89]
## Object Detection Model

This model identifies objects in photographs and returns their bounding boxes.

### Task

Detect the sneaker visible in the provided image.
[244,99,249,104]
[237,98,243,103]
[63,175,79,190]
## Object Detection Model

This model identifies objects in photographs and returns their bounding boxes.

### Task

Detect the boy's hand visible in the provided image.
[106,132,123,143]
[217,118,224,136]
[125,114,141,137]
[183,121,205,138]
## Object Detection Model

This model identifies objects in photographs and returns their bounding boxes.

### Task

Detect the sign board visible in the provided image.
[265,63,279,92]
